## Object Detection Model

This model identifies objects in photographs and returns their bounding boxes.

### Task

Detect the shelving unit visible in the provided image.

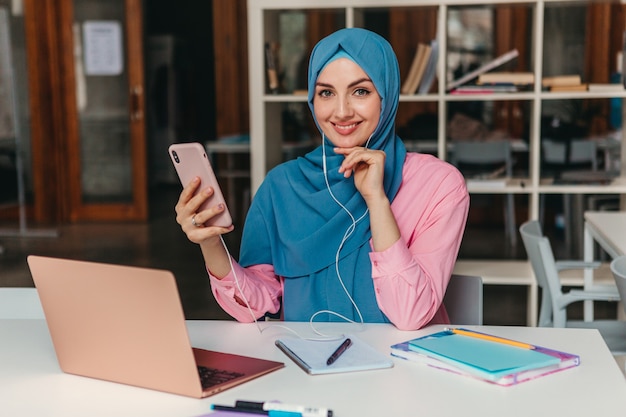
[247,0,626,233]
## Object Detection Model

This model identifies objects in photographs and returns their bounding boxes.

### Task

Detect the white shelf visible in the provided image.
[247,0,625,222]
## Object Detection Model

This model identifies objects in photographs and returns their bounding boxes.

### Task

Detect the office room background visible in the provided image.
[0,0,625,327]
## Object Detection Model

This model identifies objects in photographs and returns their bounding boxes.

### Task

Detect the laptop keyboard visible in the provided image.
[197,365,244,389]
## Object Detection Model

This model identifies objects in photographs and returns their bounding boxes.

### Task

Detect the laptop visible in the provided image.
[27,255,284,398]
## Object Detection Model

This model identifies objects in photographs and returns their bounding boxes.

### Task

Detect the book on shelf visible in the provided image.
[446,48,519,91]
[450,84,518,94]
[401,42,426,94]
[390,328,580,386]
[417,39,439,94]
[541,74,581,88]
[411,43,431,94]
[477,71,534,85]
[549,83,588,92]
[588,83,624,92]
[401,42,431,95]
[264,41,280,94]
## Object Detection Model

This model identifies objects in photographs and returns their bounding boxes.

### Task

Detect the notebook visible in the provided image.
[27,255,284,398]
[391,328,579,386]
[276,334,394,375]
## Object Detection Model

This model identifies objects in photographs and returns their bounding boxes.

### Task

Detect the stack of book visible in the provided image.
[401,39,439,95]
[450,84,517,95]
[477,71,535,86]
[542,75,586,92]
[468,71,535,93]
[446,48,519,92]
[390,328,580,386]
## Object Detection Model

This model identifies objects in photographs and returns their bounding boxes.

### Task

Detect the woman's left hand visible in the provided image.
[335,146,386,202]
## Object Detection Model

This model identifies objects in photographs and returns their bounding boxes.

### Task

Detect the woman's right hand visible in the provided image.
[174,176,234,245]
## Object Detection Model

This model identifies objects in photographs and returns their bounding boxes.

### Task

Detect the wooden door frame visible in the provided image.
[24,0,147,223]
[24,0,68,223]
[212,0,248,138]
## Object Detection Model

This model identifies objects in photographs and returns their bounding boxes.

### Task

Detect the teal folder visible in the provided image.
[394,328,579,385]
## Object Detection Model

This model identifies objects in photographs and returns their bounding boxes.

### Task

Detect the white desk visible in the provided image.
[453,259,616,327]
[584,211,626,259]
[1,320,625,417]
[583,211,626,321]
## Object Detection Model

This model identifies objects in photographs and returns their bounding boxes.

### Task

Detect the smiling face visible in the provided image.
[313,58,381,149]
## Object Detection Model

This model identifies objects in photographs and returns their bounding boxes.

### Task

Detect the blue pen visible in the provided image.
[210,404,303,417]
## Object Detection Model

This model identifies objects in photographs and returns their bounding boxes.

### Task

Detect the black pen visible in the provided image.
[326,338,352,365]
[211,404,302,416]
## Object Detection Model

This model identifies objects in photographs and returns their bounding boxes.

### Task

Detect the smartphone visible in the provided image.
[168,142,233,228]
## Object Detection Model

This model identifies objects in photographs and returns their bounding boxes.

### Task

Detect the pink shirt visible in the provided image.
[209,152,469,330]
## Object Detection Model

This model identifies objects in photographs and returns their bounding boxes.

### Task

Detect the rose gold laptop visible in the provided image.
[27,255,284,398]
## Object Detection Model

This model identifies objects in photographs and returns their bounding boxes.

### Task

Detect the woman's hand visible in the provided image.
[175,176,234,245]
[335,146,400,252]
[335,147,387,202]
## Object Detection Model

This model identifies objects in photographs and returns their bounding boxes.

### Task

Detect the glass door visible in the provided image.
[67,0,147,220]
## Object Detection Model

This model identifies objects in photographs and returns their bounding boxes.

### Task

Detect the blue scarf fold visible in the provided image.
[240,28,406,322]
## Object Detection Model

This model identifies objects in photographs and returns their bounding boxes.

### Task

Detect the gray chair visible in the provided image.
[540,139,599,257]
[0,287,45,319]
[520,220,626,354]
[443,274,483,325]
[542,139,598,172]
[610,255,626,316]
[450,140,516,247]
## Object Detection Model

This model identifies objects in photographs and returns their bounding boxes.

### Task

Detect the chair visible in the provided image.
[0,287,45,319]
[540,139,599,257]
[443,274,483,325]
[610,255,626,317]
[519,220,626,354]
[450,140,516,247]
[542,138,598,173]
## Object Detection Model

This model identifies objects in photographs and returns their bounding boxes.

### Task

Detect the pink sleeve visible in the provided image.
[369,154,469,330]
[208,260,282,322]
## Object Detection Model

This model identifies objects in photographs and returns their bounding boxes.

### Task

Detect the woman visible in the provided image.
[175,28,469,331]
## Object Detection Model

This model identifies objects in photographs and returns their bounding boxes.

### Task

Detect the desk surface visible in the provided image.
[1,320,625,417]
[584,211,626,258]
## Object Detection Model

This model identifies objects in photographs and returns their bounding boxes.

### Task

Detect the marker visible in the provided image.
[210,404,302,417]
[235,401,333,417]
[448,328,535,350]
[326,338,352,365]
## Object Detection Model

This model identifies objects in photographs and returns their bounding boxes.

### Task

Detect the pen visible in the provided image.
[235,400,333,417]
[326,337,352,365]
[211,404,302,417]
[448,328,535,350]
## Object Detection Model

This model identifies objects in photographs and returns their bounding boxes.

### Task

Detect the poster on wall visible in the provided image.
[83,20,123,76]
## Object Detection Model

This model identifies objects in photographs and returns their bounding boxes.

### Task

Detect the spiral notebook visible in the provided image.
[276,335,394,375]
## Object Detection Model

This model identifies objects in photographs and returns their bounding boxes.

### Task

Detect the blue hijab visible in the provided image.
[239,28,406,322]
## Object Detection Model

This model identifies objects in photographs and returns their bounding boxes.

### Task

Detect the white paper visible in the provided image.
[275,334,394,375]
[83,21,123,76]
